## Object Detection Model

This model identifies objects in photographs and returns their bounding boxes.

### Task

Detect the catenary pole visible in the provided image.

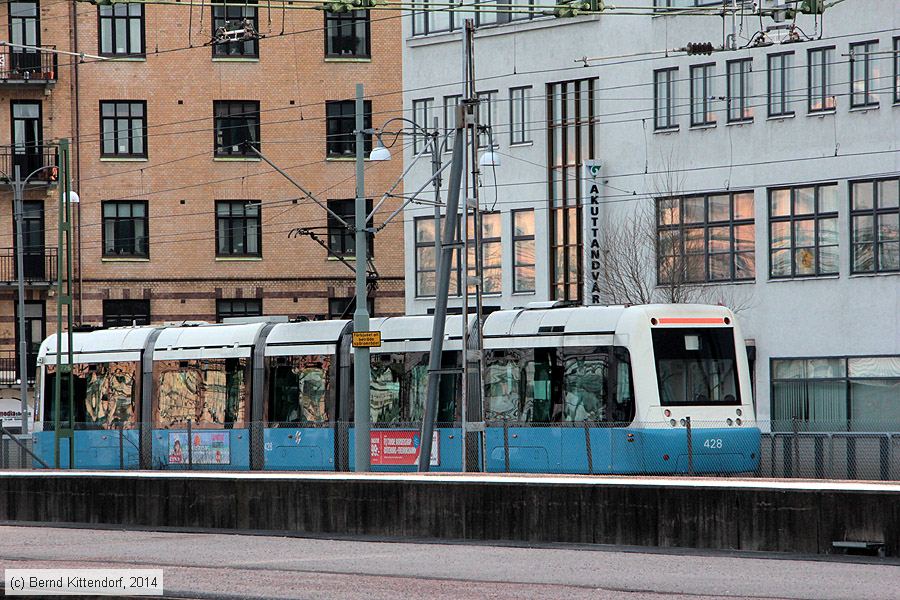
[12,166,28,436]
[353,83,371,472]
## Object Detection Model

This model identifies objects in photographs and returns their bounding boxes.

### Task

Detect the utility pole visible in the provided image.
[11,166,30,437]
[353,83,371,472]
[419,19,477,472]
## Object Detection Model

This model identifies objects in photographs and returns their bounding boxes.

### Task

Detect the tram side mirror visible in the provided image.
[684,335,700,351]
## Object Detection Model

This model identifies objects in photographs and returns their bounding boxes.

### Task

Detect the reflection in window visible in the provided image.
[851,178,900,273]
[769,184,838,278]
[468,212,502,294]
[849,40,879,109]
[154,358,248,428]
[563,354,607,421]
[369,352,458,423]
[44,362,138,429]
[808,47,835,113]
[414,216,461,297]
[652,328,740,406]
[269,355,331,424]
[726,58,753,122]
[513,209,535,293]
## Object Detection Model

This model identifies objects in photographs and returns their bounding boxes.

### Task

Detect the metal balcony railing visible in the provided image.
[0,350,34,386]
[0,247,57,284]
[0,146,59,183]
[0,46,58,83]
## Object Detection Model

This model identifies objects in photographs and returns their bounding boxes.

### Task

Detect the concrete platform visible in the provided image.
[1,471,898,556]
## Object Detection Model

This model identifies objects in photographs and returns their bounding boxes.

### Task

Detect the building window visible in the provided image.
[412,98,433,153]
[690,63,715,127]
[849,40,879,109]
[324,10,370,58]
[216,200,260,257]
[768,184,839,278]
[98,4,144,56]
[468,212,502,294]
[850,177,900,273]
[771,356,900,432]
[548,78,596,301]
[328,296,374,319]
[443,95,462,152]
[216,299,262,322]
[103,299,150,328]
[100,101,146,158]
[657,191,756,284]
[653,68,677,131]
[768,52,794,118]
[102,201,148,258]
[212,1,258,57]
[894,37,900,104]
[414,216,460,298]
[726,58,753,123]
[808,47,835,113]
[510,86,531,144]
[326,198,374,257]
[325,99,372,157]
[213,101,260,157]
[412,0,455,35]
[476,91,498,148]
[512,209,535,293]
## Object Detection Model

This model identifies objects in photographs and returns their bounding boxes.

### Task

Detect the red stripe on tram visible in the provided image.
[656,317,725,325]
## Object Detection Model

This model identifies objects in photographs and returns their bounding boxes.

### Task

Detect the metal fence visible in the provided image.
[9,420,900,481]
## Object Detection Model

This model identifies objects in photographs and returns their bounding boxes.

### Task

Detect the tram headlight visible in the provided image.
[669,419,677,427]
[664,409,671,417]
[736,408,743,417]
[679,418,686,426]
[736,418,742,426]
[726,418,733,426]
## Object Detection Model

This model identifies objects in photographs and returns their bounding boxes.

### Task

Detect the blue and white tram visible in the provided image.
[482,303,759,474]
[31,303,759,474]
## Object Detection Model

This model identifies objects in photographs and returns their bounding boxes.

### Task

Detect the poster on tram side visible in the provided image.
[168,431,231,465]
[370,430,439,467]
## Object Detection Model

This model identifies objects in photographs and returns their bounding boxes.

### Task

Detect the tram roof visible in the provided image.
[368,314,473,342]
[265,320,351,346]
[154,321,266,350]
[38,326,159,358]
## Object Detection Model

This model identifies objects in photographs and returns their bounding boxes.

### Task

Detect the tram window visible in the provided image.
[268,355,331,424]
[525,349,560,422]
[652,328,740,406]
[484,351,523,420]
[155,358,249,428]
[611,348,636,423]
[370,353,403,423]
[44,362,137,429]
[42,369,88,430]
[563,353,608,422]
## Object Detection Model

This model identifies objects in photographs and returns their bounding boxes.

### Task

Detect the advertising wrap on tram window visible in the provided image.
[370,430,439,466]
[168,431,231,465]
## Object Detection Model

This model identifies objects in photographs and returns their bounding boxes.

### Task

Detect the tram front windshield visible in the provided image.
[652,328,740,406]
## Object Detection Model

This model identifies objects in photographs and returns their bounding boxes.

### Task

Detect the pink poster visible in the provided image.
[370,430,439,466]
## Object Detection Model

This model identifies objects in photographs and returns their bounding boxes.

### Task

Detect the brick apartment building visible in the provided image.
[0,1,404,406]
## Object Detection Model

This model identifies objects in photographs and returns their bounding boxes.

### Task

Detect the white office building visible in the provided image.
[401,0,900,429]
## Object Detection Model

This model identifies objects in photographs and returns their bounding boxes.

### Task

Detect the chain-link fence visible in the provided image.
[8,420,900,481]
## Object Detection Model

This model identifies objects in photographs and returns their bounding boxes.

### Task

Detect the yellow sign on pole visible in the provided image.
[352,331,382,348]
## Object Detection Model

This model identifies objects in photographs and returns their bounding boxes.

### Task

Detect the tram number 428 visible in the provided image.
[703,438,723,449]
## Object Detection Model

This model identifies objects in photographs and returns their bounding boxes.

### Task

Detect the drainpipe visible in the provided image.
[69,0,82,323]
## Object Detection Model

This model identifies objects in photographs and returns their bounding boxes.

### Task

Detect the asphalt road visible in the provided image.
[0,526,897,599]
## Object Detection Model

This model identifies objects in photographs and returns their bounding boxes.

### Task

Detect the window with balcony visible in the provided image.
[513,209,535,293]
[727,58,753,123]
[103,201,148,258]
[100,101,146,158]
[326,198,373,257]
[657,192,756,284]
[213,100,259,157]
[690,63,715,127]
[99,4,145,56]
[103,299,150,327]
[769,184,839,278]
[808,47,835,113]
[325,99,372,157]
[849,40,879,109]
[768,52,794,118]
[212,1,258,57]
[851,177,900,273]
[510,86,531,144]
[216,299,262,322]
[654,68,677,131]
[324,11,370,58]
[216,200,260,257]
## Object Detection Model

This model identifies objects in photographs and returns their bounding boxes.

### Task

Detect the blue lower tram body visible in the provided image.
[33,426,761,474]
